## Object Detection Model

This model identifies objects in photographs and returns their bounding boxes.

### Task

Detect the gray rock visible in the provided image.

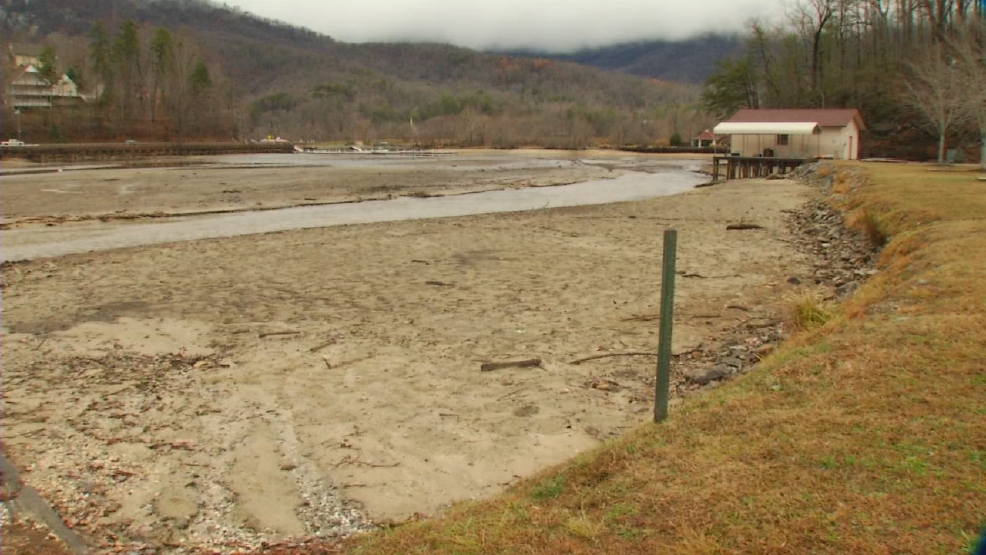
[837,281,859,297]
[720,356,744,369]
[685,367,727,385]
[755,344,776,357]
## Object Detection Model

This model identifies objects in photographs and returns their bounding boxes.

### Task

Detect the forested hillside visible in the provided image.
[700,0,986,161]
[0,0,709,146]
[506,35,744,84]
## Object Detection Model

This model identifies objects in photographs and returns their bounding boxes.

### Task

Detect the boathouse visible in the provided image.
[714,108,866,161]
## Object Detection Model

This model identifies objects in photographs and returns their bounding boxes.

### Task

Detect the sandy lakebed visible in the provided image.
[0,150,813,553]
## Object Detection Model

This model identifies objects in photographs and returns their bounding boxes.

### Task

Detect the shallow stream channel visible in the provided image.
[1,155,708,262]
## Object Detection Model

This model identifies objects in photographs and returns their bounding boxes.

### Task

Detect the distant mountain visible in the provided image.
[0,0,713,146]
[504,35,744,84]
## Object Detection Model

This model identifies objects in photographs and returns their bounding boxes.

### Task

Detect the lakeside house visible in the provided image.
[692,129,727,148]
[7,65,54,109]
[714,108,866,160]
[4,44,82,110]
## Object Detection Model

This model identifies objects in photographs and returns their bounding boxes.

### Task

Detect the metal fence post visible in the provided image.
[654,229,678,423]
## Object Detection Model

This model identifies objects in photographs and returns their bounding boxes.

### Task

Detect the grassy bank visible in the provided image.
[346,163,986,554]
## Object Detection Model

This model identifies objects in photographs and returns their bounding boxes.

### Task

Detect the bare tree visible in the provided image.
[791,0,837,100]
[901,44,969,162]
[952,19,986,168]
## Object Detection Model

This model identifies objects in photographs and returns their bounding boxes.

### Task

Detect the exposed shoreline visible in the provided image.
[2,154,813,554]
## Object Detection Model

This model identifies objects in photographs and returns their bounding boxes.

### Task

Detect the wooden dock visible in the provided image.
[712,156,806,181]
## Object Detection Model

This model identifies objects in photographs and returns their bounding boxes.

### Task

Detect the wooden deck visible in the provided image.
[712,156,806,181]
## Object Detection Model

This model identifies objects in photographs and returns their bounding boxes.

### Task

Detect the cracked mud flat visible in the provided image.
[1,153,812,553]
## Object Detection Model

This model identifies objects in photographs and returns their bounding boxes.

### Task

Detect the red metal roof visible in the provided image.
[725,109,866,130]
[695,130,721,140]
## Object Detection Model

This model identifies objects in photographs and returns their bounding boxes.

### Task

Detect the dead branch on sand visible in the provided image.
[569,352,656,365]
[480,359,542,372]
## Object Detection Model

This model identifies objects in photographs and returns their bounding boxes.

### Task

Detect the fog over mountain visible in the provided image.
[221,0,784,51]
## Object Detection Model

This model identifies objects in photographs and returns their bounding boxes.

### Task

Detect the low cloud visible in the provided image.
[224,0,783,51]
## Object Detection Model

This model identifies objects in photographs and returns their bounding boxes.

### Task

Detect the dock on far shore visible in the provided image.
[713,155,807,181]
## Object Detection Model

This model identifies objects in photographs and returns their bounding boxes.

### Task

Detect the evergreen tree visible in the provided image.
[38,45,58,83]
[89,21,112,100]
[150,28,174,122]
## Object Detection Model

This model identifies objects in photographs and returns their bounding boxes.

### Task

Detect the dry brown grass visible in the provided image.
[333,162,986,555]
[788,289,835,330]
[849,209,889,248]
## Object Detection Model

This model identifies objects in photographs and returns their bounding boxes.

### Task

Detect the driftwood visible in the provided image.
[726,223,765,231]
[678,271,743,279]
[333,453,400,469]
[480,359,542,372]
[497,386,528,401]
[259,331,302,339]
[309,339,337,353]
[33,336,48,351]
[568,352,657,365]
[622,314,660,322]
[425,280,454,287]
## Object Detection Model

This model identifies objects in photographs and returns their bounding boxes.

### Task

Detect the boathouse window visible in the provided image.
[777,134,790,146]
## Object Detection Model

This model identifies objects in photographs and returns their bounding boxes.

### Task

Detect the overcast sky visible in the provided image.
[220,0,786,52]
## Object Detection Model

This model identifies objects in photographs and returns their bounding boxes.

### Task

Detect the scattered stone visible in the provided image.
[588,379,621,392]
[786,162,880,298]
[837,281,860,298]
[719,357,744,369]
[685,367,727,385]
[787,276,802,285]
[755,344,776,357]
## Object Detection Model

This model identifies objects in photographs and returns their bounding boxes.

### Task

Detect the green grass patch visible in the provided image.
[531,476,566,501]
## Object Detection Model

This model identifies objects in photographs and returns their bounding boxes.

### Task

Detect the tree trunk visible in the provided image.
[938,132,946,163]
[981,137,985,170]
[151,77,158,123]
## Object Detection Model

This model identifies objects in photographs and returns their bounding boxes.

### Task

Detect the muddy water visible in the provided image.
[1,163,706,262]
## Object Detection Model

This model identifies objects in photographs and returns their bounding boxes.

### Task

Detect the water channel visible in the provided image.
[1,155,708,262]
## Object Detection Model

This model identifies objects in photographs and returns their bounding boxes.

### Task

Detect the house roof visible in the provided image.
[695,130,722,141]
[9,43,44,57]
[725,108,866,130]
[714,122,822,136]
[9,65,51,86]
